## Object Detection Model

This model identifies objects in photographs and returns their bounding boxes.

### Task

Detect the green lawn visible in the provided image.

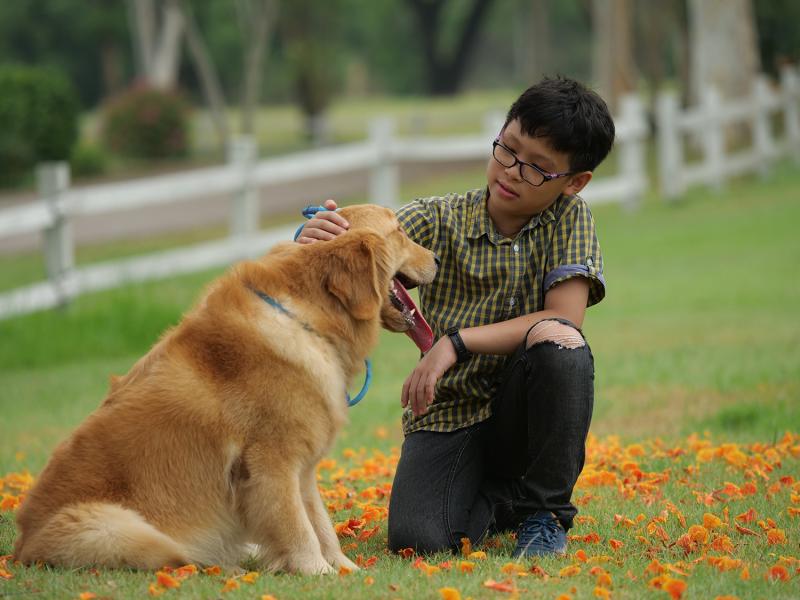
[1,161,798,598]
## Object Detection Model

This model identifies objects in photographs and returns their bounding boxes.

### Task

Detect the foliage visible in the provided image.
[0,0,129,107]
[0,64,80,185]
[101,84,191,159]
[70,141,108,178]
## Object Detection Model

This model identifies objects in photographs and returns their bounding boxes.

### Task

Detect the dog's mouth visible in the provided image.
[389,275,433,353]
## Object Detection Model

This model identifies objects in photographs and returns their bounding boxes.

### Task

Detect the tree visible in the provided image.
[687,0,761,104]
[591,0,636,114]
[278,0,345,143]
[176,0,277,147]
[126,0,184,90]
[404,0,496,95]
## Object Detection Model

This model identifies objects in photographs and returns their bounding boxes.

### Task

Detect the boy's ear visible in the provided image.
[563,171,592,196]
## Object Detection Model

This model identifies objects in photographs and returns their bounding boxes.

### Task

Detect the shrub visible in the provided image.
[0,64,80,185]
[70,141,108,178]
[101,83,191,159]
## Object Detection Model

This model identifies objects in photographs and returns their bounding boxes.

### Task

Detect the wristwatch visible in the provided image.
[445,327,472,364]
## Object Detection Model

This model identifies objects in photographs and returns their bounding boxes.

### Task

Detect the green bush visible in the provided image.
[70,141,108,178]
[0,64,80,186]
[101,83,190,159]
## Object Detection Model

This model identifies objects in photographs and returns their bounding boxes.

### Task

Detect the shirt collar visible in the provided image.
[467,188,560,241]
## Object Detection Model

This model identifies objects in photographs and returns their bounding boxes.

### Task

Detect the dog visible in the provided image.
[14,204,437,574]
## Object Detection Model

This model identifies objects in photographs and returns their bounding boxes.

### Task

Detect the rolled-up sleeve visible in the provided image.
[543,198,606,306]
[396,198,440,250]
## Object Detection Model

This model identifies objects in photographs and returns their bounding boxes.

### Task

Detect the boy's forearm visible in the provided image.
[458,310,567,356]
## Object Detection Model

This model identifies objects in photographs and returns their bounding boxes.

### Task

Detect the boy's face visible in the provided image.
[485,118,591,223]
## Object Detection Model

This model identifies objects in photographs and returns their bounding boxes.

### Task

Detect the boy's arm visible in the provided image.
[401,277,589,417]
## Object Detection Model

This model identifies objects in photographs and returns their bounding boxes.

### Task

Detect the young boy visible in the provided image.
[297,76,615,557]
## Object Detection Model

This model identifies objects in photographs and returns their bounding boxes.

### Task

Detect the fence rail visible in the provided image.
[0,94,645,321]
[657,65,800,199]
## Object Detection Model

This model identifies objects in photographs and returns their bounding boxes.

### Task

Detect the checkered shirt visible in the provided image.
[396,187,605,434]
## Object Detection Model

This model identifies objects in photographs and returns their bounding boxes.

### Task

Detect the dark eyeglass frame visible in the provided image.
[492,138,574,187]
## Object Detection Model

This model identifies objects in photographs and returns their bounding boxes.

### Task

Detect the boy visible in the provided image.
[297,76,614,557]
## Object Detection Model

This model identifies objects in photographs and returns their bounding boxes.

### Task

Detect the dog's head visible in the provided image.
[324,205,437,352]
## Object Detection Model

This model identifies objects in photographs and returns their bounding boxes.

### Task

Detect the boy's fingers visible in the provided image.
[412,375,429,416]
[321,211,350,229]
[312,217,349,234]
[304,227,340,241]
[322,198,338,211]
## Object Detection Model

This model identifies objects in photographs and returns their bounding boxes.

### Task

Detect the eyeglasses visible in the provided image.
[492,139,574,187]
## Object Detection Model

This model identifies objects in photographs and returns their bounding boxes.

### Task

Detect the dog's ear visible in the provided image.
[325,231,388,321]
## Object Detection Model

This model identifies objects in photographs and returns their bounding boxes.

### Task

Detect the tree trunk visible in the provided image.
[150,0,184,90]
[688,0,761,145]
[688,0,761,104]
[128,0,156,78]
[591,0,636,114]
[239,0,277,136]
[179,0,230,147]
[514,0,551,85]
[127,0,183,90]
[100,40,125,98]
[406,0,495,96]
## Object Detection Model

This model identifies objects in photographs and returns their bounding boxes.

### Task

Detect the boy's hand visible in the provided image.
[296,199,350,243]
[401,336,457,417]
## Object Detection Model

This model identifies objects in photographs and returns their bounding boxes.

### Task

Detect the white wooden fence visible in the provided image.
[0,99,649,321]
[657,65,800,199]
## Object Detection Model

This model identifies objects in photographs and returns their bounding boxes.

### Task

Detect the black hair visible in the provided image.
[504,76,615,173]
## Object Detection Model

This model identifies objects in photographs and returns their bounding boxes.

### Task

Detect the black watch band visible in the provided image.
[446,327,471,364]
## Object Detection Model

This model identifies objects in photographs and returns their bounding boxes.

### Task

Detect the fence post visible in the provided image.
[368,117,399,208]
[656,90,684,200]
[228,136,258,243]
[618,95,647,209]
[38,162,74,307]
[752,76,774,178]
[483,110,505,143]
[781,65,800,164]
[702,87,725,191]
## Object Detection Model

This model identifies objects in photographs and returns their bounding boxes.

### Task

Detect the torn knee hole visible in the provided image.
[525,320,585,350]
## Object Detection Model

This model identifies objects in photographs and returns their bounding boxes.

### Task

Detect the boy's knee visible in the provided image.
[525,319,585,350]
[388,517,452,555]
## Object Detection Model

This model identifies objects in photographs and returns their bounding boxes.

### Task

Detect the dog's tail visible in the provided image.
[15,502,189,569]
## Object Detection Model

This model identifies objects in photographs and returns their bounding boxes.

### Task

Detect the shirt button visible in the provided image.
[513,244,519,252]
[509,298,516,307]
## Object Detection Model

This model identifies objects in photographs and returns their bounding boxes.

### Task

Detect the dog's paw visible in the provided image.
[288,554,334,575]
[330,553,359,572]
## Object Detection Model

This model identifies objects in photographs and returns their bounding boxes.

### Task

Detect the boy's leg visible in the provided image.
[388,423,504,554]
[488,318,594,531]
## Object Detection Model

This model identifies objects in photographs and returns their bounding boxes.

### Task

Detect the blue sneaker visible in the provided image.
[512,511,567,558]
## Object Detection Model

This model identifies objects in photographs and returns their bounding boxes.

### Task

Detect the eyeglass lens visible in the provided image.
[493,143,545,186]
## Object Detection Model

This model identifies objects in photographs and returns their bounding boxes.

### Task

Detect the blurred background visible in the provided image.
[0,0,798,458]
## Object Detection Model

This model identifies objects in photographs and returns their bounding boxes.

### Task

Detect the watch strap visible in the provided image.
[446,327,471,363]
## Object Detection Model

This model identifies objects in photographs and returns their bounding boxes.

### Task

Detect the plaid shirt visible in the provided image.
[396,188,605,434]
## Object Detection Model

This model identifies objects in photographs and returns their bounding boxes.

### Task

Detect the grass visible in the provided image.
[1,161,798,598]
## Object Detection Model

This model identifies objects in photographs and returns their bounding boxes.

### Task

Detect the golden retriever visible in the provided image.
[14,204,437,574]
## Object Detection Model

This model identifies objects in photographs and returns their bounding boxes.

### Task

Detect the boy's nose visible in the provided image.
[506,164,523,181]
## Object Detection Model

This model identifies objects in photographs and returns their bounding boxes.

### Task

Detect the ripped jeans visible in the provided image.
[387,318,594,554]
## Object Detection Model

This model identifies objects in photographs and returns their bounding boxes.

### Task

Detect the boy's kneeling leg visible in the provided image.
[388,426,491,554]
[516,318,594,530]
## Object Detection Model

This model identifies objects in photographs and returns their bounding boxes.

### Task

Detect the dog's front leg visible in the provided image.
[301,466,359,572]
[241,453,333,575]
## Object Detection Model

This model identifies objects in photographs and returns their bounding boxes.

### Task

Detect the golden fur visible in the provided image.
[14,204,436,574]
